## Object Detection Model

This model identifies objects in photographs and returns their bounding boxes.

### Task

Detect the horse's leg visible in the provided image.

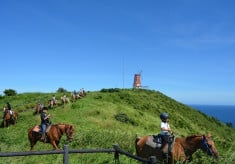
[3,120,6,128]
[6,120,9,127]
[29,133,40,151]
[13,118,16,125]
[30,138,40,151]
[30,141,36,151]
[51,140,60,150]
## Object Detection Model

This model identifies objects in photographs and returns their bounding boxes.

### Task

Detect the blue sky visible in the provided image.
[1,0,235,105]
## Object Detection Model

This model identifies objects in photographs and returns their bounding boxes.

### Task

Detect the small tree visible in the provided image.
[57,87,67,93]
[4,89,17,96]
[226,122,233,128]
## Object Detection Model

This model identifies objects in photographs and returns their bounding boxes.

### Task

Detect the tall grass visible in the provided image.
[0,89,234,163]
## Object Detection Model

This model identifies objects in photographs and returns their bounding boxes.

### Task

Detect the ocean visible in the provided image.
[189,104,235,128]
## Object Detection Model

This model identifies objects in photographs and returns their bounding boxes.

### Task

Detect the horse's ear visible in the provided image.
[207,133,212,138]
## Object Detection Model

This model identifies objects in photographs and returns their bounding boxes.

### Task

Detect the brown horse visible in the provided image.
[135,133,219,163]
[34,103,43,115]
[61,96,70,107]
[71,92,81,102]
[28,123,75,150]
[79,89,86,97]
[2,107,18,127]
[48,99,58,109]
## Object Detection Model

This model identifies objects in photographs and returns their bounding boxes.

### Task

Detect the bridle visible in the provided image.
[202,135,215,157]
[65,125,74,141]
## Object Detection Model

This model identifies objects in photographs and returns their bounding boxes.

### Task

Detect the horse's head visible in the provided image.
[3,106,9,114]
[3,106,6,112]
[201,134,219,158]
[65,124,75,142]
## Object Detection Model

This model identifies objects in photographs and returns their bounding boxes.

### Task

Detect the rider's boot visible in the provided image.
[10,114,13,121]
[41,133,46,142]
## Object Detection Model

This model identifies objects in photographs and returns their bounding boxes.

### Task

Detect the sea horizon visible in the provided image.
[188,104,235,128]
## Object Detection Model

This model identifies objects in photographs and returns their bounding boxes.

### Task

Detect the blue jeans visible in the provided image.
[41,124,46,134]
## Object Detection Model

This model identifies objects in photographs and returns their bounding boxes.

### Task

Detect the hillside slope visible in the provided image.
[0,89,234,163]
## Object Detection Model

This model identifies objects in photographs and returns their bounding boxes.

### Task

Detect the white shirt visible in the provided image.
[160,121,170,135]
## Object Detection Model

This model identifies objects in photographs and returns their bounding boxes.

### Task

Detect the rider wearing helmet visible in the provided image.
[160,112,173,151]
[160,112,172,135]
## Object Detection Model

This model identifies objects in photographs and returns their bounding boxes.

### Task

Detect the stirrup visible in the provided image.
[41,137,46,142]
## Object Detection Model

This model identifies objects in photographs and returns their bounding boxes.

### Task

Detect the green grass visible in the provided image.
[0,88,235,163]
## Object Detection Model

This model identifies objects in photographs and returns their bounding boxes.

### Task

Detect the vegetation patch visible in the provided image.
[114,113,138,126]
[0,89,234,163]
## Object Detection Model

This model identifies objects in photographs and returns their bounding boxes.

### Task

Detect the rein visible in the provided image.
[65,125,73,140]
[202,135,214,157]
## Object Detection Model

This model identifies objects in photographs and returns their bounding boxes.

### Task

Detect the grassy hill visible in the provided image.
[0,88,234,164]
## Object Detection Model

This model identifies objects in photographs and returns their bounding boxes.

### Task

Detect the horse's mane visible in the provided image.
[54,123,72,126]
[185,135,202,141]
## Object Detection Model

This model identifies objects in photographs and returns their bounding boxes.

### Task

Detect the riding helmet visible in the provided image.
[160,112,169,120]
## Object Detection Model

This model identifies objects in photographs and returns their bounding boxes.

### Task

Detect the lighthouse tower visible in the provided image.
[133,74,141,88]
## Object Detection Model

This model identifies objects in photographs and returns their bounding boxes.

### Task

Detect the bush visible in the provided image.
[100,88,120,93]
[114,113,138,126]
[57,87,67,93]
[4,89,17,96]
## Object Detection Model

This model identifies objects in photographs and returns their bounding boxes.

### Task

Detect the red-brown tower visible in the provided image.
[133,74,141,88]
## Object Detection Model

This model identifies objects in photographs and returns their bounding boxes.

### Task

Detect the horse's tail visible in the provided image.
[15,111,18,120]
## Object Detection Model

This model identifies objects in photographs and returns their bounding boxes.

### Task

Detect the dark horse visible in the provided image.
[28,123,75,150]
[2,107,18,128]
[135,133,219,164]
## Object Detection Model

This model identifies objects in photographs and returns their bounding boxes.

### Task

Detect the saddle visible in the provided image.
[153,134,163,148]
[152,134,175,152]
[32,124,52,133]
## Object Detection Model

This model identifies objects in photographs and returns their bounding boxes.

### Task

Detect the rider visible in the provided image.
[6,102,13,119]
[80,88,85,96]
[52,95,57,104]
[38,100,44,109]
[73,90,77,96]
[40,107,51,142]
[160,112,172,148]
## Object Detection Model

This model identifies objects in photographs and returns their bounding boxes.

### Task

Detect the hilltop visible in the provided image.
[0,88,234,163]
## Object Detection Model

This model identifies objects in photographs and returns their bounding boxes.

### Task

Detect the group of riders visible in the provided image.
[2,101,50,141]
[2,88,85,141]
[3,89,172,151]
[71,88,86,100]
[35,90,85,142]
[37,88,86,108]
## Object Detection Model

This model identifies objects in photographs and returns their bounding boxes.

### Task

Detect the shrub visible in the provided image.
[56,87,67,93]
[4,89,17,96]
[114,113,138,126]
